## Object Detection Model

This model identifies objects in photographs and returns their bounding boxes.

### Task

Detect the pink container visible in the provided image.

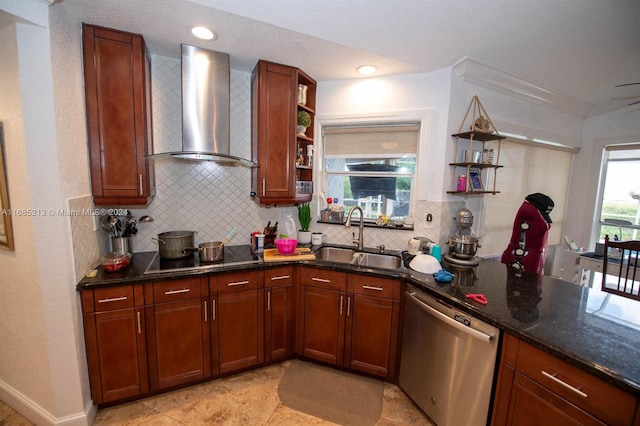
[275,238,298,254]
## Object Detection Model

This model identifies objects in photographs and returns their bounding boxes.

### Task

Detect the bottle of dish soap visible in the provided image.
[282,215,297,239]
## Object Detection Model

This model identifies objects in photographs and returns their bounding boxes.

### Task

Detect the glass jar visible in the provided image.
[482,148,494,164]
[298,84,308,105]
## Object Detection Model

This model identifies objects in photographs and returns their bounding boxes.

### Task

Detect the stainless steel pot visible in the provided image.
[448,235,480,259]
[199,241,224,263]
[156,231,197,259]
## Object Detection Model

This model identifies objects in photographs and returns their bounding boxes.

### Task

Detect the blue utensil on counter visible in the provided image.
[433,269,453,282]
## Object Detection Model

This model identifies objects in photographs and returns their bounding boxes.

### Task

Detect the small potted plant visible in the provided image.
[297,202,312,244]
[297,110,311,136]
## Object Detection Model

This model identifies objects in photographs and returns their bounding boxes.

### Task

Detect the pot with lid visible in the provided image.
[155,231,198,259]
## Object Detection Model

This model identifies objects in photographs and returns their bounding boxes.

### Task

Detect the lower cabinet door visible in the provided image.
[148,298,210,390]
[88,308,148,404]
[265,284,294,362]
[301,285,345,365]
[507,373,606,426]
[344,293,397,378]
[216,289,264,374]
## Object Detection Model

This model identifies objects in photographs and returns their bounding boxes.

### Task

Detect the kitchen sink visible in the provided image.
[314,246,403,270]
[351,252,403,269]
[314,246,357,263]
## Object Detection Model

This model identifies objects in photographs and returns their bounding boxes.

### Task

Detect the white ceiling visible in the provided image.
[54,0,640,117]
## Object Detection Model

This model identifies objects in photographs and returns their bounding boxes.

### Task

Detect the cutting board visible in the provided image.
[263,247,316,262]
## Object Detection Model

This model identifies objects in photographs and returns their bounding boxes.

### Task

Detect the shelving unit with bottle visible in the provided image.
[447,96,506,195]
[295,71,316,198]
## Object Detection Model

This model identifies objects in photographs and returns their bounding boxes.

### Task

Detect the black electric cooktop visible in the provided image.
[143,244,261,275]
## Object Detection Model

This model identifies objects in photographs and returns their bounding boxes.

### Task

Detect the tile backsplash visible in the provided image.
[71,54,462,277]
[129,54,298,253]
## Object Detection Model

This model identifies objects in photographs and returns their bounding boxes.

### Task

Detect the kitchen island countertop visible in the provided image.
[78,248,640,395]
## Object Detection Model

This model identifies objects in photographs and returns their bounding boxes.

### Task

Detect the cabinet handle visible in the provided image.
[271,275,290,281]
[97,296,127,303]
[204,300,208,322]
[227,280,249,286]
[362,285,383,291]
[262,178,266,196]
[541,371,588,398]
[312,277,331,283]
[212,299,216,320]
[136,311,141,334]
[164,288,190,295]
[267,291,271,310]
[340,295,344,315]
[347,296,351,316]
[139,174,143,195]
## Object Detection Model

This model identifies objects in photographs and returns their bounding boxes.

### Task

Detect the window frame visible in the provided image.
[324,157,416,221]
[595,145,640,242]
[317,115,426,223]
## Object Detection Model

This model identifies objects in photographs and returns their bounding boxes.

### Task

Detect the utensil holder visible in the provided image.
[111,236,131,254]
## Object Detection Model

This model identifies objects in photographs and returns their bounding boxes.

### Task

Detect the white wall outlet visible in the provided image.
[425,213,434,229]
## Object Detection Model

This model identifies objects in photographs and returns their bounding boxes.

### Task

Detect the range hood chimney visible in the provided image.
[149,45,255,167]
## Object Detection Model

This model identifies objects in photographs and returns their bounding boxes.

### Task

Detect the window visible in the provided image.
[322,124,418,221]
[597,145,640,241]
[482,138,573,257]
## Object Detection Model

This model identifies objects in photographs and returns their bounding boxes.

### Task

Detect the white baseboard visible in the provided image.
[0,379,95,426]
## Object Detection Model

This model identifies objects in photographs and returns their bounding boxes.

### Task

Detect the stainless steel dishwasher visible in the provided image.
[399,285,500,426]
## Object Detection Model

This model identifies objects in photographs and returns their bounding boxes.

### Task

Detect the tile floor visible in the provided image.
[0,361,433,425]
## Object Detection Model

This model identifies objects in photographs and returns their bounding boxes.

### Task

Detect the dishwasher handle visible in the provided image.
[407,291,495,343]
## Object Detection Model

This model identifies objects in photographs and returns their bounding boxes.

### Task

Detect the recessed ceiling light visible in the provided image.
[356,65,378,75]
[190,26,217,41]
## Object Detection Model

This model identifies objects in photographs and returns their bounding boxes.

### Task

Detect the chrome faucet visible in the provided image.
[345,206,364,251]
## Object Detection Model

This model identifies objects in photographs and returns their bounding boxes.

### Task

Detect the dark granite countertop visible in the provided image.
[405,259,640,395]
[77,246,640,395]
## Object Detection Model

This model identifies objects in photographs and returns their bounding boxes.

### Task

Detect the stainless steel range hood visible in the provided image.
[149,45,255,167]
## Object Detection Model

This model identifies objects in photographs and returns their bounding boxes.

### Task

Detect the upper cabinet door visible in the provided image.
[251,60,315,205]
[82,24,155,206]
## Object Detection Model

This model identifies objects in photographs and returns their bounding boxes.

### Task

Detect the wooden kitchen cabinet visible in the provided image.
[145,277,210,390]
[491,333,637,426]
[264,266,295,362]
[298,267,347,365]
[251,60,316,205]
[80,264,402,406]
[82,24,155,206]
[298,267,400,380]
[212,270,264,375]
[345,274,401,379]
[81,284,148,404]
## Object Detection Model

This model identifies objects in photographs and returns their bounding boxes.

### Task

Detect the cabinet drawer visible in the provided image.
[93,285,134,312]
[516,341,636,426]
[348,275,399,300]
[265,266,294,287]
[304,268,346,291]
[217,270,259,294]
[153,277,203,303]
[580,257,603,272]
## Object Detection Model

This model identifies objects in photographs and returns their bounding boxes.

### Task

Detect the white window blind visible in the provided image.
[324,125,418,157]
[482,139,573,257]
[322,123,419,220]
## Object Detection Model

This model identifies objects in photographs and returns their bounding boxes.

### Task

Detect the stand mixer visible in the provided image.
[445,208,481,266]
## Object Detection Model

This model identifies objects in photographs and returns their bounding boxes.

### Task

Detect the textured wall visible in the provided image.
[0,17,57,418]
[116,56,457,257]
